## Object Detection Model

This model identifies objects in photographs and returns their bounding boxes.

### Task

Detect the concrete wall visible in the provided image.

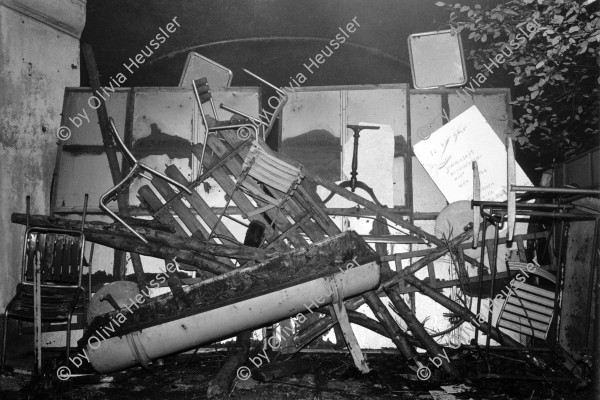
[0,0,86,312]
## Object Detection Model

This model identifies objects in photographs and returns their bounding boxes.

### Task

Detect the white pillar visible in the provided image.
[0,0,86,312]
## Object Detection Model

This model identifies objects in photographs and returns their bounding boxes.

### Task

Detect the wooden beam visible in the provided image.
[11,214,275,261]
[82,43,146,289]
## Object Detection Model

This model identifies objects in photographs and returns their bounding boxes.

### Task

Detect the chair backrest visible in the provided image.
[193,77,219,129]
[243,141,304,194]
[497,262,556,340]
[22,228,86,287]
[109,118,136,166]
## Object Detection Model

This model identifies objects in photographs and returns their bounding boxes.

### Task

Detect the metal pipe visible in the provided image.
[472,201,575,209]
[459,345,553,352]
[362,235,424,244]
[585,220,599,348]
[510,186,600,195]
[486,216,502,355]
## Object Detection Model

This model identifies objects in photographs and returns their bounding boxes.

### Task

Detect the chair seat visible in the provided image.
[6,283,84,322]
[497,281,555,340]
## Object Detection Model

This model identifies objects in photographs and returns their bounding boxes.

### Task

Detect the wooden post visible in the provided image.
[362,291,417,361]
[81,43,147,290]
[207,221,266,397]
[386,286,459,377]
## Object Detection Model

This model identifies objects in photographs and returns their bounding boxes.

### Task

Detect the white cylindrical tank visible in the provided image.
[87,262,379,373]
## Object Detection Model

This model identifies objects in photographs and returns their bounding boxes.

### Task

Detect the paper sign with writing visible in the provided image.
[413,105,531,203]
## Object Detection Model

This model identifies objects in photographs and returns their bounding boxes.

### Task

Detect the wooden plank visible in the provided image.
[196,147,295,251]
[263,184,328,243]
[138,186,186,236]
[151,178,207,238]
[225,135,336,240]
[395,254,408,292]
[213,133,328,243]
[137,187,234,273]
[397,271,512,294]
[379,231,549,262]
[330,288,371,373]
[296,183,340,236]
[164,165,237,244]
[516,236,527,262]
[197,141,309,248]
[138,185,235,268]
[265,213,314,250]
[153,140,252,217]
[507,139,517,242]
[427,262,437,289]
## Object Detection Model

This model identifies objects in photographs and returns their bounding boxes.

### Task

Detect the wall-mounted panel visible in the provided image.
[52,86,260,276]
[53,87,260,214]
[410,89,512,215]
[280,85,409,207]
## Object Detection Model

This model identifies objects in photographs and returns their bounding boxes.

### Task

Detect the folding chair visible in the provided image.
[218,69,288,140]
[496,261,557,341]
[207,139,304,240]
[2,195,93,371]
[99,117,193,243]
[193,77,261,175]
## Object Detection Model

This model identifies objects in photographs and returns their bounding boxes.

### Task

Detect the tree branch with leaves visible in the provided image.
[436,0,599,171]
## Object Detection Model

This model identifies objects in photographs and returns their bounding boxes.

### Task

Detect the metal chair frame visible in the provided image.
[496,262,557,341]
[218,69,288,140]
[2,195,92,371]
[99,117,193,244]
[193,76,262,178]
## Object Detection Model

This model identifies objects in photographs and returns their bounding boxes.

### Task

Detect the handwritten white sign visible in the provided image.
[413,106,532,203]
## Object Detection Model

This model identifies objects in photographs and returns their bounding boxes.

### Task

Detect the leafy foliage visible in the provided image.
[436,0,599,170]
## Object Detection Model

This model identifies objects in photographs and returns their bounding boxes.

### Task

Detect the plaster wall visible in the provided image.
[0,0,85,312]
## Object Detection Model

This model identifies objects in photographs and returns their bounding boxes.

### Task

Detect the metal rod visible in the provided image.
[486,215,502,356]
[478,373,579,382]
[511,185,600,195]
[472,201,575,209]
[475,217,487,344]
[459,345,553,352]
[362,235,425,244]
[483,210,597,219]
[585,221,599,355]
[243,68,286,94]
[593,235,600,399]
[220,103,268,127]
[378,231,550,263]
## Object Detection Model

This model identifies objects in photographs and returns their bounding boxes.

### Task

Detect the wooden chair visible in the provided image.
[207,139,304,240]
[99,117,193,244]
[2,195,93,371]
[496,262,557,340]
